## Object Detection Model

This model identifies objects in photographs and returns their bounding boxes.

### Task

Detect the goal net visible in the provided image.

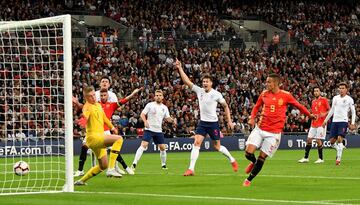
[0,15,73,194]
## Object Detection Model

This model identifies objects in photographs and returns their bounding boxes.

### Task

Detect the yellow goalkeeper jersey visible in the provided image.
[82,102,114,137]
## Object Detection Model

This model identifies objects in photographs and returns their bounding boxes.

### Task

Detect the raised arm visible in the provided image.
[175,59,194,89]
[116,87,143,112]
[118,87,143,105]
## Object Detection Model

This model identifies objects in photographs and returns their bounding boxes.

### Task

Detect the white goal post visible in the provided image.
[0,15,73,194]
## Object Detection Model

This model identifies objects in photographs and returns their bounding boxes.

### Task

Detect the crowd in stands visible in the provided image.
[63,0,360,49]
[0,0,61,21]
[2,0,359,46]
[63,0,237,41]
[0,24,65,141]
[71,39,360,138]
[221,0,360,47]
[99,0,228,40]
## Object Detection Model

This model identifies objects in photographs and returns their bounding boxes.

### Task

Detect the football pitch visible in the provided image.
[1,148,360,205]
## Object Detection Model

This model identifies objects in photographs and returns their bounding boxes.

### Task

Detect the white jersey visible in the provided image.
[325,95,356,124]
[142,102,170,133]
[192,85,225,122]
[95,90,118,103]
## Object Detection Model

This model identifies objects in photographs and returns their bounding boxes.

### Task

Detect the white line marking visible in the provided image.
[136,172,360,180]
[0,191,62,196]
[78,191,350,205]
[320,199,360,203]
[260,174,360,180]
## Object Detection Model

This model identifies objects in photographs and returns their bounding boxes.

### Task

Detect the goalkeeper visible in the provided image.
[75,86,123,185]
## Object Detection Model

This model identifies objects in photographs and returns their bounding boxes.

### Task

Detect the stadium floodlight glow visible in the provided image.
[0,15,73,194]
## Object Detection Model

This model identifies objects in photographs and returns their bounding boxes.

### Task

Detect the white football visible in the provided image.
[13,161,30,176]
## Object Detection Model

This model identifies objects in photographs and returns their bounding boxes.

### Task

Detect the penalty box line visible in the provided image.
[138,172,360,180]
[78,191,352,205]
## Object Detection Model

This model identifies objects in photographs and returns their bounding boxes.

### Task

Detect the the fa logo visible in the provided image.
[45,145,52,154]
[238,138,246,150]
[288,139,293,148]
[204,141,210,150]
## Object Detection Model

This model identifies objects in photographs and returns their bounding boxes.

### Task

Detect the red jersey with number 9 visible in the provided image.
[251,90,311,133]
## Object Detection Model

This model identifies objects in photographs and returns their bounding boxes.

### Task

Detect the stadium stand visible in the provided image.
[1,0,359,141]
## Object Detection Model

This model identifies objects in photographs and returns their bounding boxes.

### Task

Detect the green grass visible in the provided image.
[1,149,360,205]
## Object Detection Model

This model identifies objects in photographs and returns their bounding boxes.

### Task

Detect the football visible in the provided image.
[13,161,30,176]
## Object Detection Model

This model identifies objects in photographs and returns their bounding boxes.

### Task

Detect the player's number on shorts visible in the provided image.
[270,105,275,112]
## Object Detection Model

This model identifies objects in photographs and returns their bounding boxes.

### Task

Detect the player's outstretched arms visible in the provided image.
[127,87,143,100]
[118,87,144,106]
[175,58,194,89]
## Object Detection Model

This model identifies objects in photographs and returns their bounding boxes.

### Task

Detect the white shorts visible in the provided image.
[83,130,111,144]
[307,127,326,140]
[246,126,281,158]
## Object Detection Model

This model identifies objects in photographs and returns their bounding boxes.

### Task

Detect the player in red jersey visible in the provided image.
[298,86,330,164]
[99,88,139,132]
[74,87,142,177]
[242,73,316,187]
[99,87,143,174]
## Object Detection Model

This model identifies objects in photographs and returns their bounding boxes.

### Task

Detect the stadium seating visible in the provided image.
[1,0,359,141]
